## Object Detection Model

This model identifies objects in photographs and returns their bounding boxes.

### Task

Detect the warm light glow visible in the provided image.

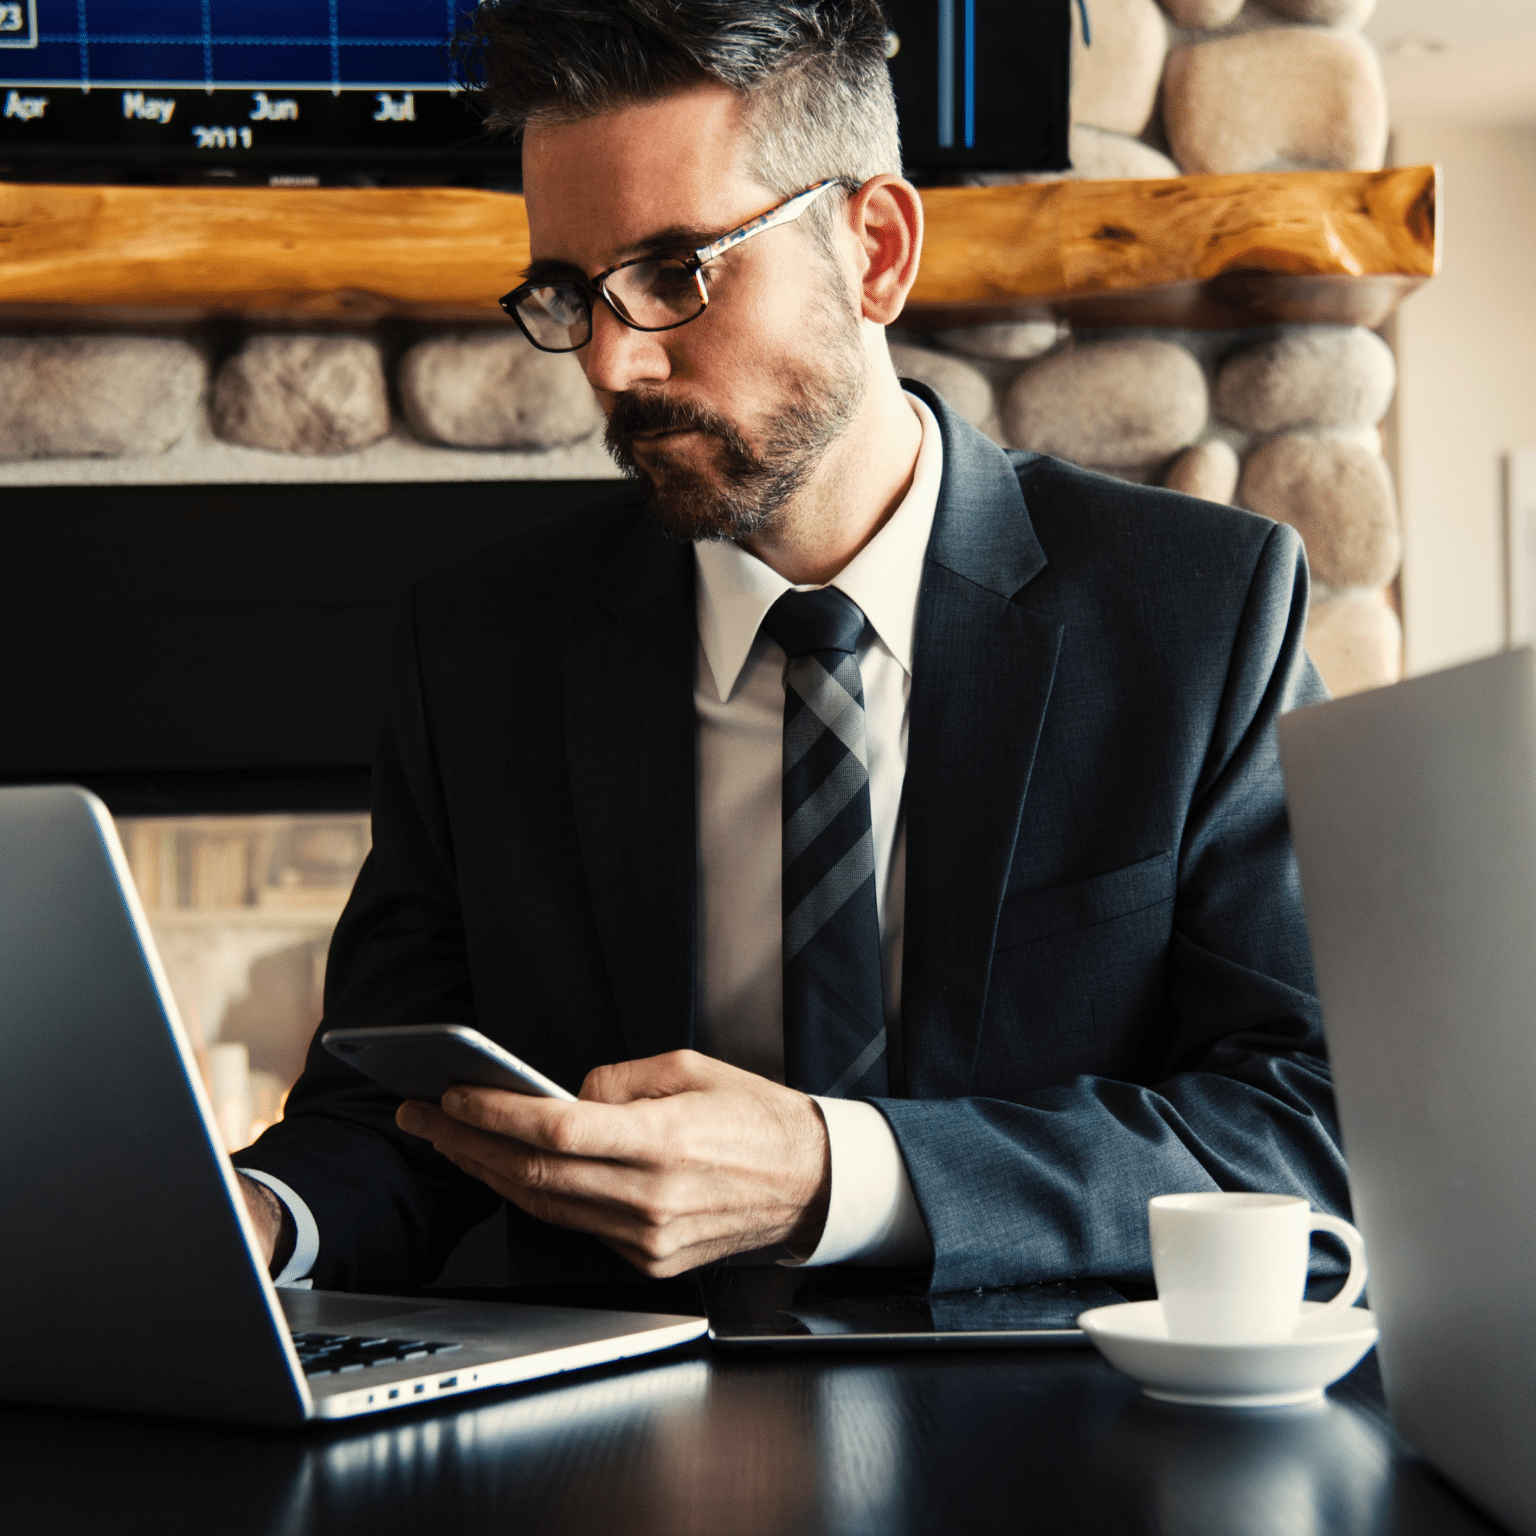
[114,810,371,1152]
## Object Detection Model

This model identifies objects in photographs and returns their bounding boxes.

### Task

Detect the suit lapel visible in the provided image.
[557,390,1058,1083]
[900,386,1063,1097]
[562,510,698,1064]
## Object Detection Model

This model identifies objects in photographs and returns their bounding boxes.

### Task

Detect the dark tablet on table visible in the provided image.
[702,1265,1125,1351]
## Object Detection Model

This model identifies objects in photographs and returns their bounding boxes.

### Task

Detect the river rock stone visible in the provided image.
[399,330,602,450]
[1238,434,1399,588]
[1264,0,1376,27]
[1216,326,1396,434]
[889,344,996,430]
[0,335,204,459]
[1337,423,1383,457]
[1003,338,1207,469]
[965,125,1177,184]
[1067,124,1180,180]
[1071,0,1168,138]
[212,335,391,455]
[1158,0,1244,30]
[933,321,1065,362]
[1163,29,1388,174]
[1165,439,1240,504]
[1306,589,1401,698]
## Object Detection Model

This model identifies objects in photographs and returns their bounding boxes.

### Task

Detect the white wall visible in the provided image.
[1393,121,1536,675]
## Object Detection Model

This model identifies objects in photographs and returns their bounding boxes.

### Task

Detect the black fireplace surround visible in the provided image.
[0,478,615,816]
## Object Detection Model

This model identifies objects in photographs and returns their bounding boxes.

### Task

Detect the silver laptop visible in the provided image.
[1278,647,1536,1536]
[0,784,704,1427]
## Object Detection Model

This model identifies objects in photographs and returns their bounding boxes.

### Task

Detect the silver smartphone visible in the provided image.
[321,1023,576,1104]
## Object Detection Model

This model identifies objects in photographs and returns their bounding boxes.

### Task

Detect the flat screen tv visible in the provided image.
[0,0,1070,184]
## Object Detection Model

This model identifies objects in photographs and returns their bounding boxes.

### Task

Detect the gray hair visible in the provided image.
[457,2,902,241]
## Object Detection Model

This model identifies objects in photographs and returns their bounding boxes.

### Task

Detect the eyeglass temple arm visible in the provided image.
[691,179,843,267]
[500,177,844,315]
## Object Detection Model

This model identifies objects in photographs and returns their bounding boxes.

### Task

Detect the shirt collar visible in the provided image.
[694,391,943,702]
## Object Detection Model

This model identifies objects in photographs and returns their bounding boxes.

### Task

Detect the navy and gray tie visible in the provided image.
[762,587,888,1100]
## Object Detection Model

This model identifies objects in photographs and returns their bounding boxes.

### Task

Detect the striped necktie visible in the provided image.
[762,588,888,1099]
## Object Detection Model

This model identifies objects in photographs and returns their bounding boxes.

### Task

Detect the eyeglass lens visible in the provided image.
[515,285,592,351]
[513,258,709,352]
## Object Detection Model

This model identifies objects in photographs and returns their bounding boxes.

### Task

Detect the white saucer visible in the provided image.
[1077,1300,1379,1409]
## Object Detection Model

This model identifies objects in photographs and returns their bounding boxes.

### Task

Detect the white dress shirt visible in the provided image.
[694,391,941,1266]
[242,1167,319,1289]
[258,392,942,1281]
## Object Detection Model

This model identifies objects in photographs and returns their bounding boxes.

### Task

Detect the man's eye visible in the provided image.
[545,289,585,320]
[645,263,698,293]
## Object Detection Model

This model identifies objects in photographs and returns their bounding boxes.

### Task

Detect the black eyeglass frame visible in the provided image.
[498,178,850,353]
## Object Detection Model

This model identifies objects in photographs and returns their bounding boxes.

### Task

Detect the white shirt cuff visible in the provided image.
[792,1097,932,1267]
[240,1168,319,1289]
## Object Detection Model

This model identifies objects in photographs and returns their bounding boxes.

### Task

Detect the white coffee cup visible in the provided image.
[1148,1192,1368,1344]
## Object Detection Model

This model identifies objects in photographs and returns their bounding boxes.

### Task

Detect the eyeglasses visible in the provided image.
[500,179,844,354]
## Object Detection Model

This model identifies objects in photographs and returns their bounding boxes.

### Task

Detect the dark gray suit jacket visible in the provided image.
[237,385,1342,1295]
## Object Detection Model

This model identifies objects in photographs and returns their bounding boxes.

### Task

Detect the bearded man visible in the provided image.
[234,0,1345,1297]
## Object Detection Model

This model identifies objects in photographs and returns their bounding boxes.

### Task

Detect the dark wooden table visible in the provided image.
[0,1344,1500,1535]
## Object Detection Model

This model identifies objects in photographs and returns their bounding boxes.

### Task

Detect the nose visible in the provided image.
[580,301,673,398]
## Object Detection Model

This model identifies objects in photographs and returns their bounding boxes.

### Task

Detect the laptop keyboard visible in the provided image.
[290,1330,463,1378]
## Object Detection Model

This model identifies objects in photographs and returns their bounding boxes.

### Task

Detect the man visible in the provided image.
[234,0,1344,1296]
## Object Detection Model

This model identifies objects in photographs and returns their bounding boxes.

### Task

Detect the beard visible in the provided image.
[602,286,868,544]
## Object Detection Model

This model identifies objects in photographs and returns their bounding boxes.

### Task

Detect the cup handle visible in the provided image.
[1308,1212,1369,1321]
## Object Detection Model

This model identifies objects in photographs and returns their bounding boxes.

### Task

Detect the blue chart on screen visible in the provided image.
[2,2,474,91]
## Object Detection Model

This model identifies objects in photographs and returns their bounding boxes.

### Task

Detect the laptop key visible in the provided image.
[291,1331,463,1375]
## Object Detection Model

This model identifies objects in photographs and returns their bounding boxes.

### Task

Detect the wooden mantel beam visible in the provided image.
[910,164,1438,329]
[0,165,1437,331]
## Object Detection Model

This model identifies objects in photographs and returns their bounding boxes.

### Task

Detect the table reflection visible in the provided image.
[303,1358,713,1533]
[0,1351,1501,1536]
[1096,1390,1487,1536]
[299,1355,915,1534]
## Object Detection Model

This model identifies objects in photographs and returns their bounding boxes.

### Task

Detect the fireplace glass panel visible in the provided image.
[115,812,371,1151]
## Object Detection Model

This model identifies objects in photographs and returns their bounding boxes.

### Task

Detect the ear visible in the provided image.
[845,175,924,327]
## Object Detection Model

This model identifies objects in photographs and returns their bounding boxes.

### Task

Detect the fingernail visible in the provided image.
[398,1103,426,1134]
[444,1089,467,1116]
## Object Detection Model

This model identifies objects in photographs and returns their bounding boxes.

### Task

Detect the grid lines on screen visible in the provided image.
[5,1,473,91]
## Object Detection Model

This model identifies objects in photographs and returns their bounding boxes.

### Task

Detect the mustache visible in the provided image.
[604,392,750,461]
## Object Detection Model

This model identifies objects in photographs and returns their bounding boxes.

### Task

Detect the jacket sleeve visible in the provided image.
[232,587,499,1294]
[874,523,1342,1294]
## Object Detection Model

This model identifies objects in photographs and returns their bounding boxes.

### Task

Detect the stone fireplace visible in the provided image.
[1,0,1411,697]
[0,0,1425,1143]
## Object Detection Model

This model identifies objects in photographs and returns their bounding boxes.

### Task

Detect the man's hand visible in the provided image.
[395,1051,832,1278]
[238,1172,283,1269]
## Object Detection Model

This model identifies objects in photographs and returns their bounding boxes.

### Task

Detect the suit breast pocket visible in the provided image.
[978,852,1175,1091]
[995,852,1174,953]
